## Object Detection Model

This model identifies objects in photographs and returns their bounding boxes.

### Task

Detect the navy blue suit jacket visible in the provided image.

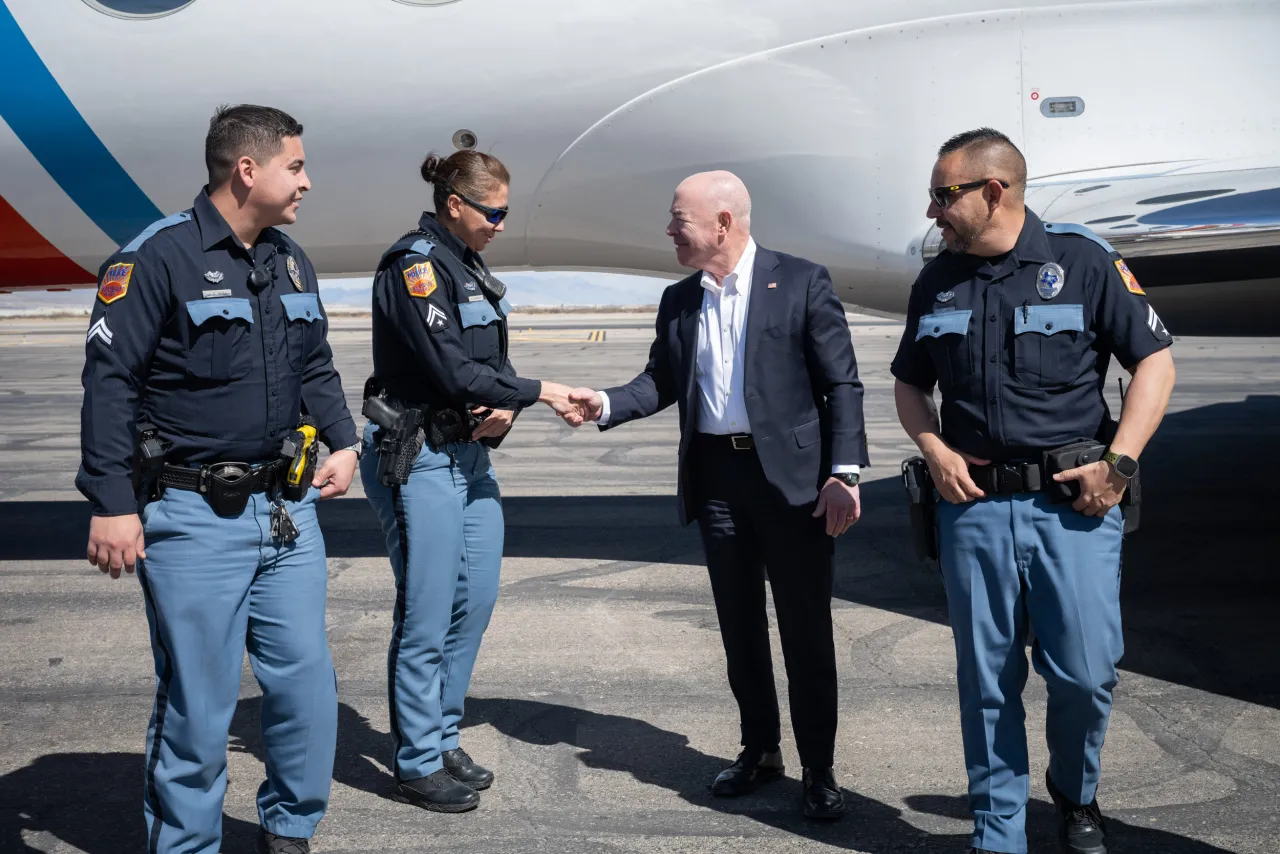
[602,245,869,525]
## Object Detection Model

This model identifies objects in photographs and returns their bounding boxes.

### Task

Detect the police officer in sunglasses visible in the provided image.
[361,149,581,813]
[893,128,1176,854]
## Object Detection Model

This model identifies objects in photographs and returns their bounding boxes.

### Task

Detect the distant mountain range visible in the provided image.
[0,271,674,317]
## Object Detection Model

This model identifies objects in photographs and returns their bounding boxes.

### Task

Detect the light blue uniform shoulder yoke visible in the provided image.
[378,236,435,272]
[120,211,193,253]
[1043,221,1117,255]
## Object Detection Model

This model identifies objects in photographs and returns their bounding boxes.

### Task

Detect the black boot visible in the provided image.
[394,768,481,813]
[801,767,845,820]
[255,828,309,854]
[443,747,495,791]
[710,747,784,797]
[1047,770,1107,854]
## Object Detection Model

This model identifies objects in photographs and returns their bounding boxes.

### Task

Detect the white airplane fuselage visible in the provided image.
[1,0,1277,331]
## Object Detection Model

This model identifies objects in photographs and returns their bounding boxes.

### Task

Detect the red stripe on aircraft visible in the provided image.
[0,193,96,288]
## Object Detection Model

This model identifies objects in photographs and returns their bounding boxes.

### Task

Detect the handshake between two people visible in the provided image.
[532,382,861,537]
[534,382,605,428]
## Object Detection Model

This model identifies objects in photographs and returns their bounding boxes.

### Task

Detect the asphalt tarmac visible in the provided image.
[0,312,1276,853]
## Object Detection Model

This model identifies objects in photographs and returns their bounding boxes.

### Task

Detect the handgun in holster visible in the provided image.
[902,457,939,562]
[279,417,319,502]
[132,421,170,501]
[362,391,424,487]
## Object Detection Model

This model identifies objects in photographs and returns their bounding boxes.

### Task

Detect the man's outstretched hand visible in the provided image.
[569,388,603,423]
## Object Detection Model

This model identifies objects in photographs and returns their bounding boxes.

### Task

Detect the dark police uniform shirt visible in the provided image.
[891,208,1173,462]
[370,212,540,413]
[76,190,358,516]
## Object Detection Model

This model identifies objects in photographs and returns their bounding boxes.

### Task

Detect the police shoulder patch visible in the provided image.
[1115,259,1144,295]
[97,262,134,305]
[403,260,438,299]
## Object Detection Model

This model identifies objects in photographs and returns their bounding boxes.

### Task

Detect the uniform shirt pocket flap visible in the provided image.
[280,292,321,323]
[1014,304,1084,336]
[459,300,499,329]
[793,417,821,448]
[916,309,972,341]
[186,298,253,326]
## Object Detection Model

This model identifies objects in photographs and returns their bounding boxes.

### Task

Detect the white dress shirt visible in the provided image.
[596,239,858,475]
[694,237,756,434]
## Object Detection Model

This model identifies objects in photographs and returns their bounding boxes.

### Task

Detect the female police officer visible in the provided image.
[360,150,580,813]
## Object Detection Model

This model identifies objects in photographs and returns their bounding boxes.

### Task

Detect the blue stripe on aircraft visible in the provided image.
[0,0,163,246]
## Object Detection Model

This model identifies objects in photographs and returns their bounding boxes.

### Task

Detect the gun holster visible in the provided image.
[362,387,425,488]
[902,457,939,562]
[132,422,170,501]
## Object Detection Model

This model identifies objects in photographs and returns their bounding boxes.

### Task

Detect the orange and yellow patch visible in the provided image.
[97,263,133,305]
[403,261,438,299]
[1114,259,1144,295]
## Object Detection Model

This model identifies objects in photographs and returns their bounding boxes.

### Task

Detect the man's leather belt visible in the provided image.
[968,461,1044,496]
[697,433,755,451]
[159,461,281,494]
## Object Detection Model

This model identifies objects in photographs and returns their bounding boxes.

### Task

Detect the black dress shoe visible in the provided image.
[801,767,845,820]
[443,747,494,790]
[710,748,784,797]
[256,828,310,854]
[394,768,481,813]
[1046,770,1107,854]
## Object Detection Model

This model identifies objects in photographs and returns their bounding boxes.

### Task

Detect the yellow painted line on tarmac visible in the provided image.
[510,329,607,344]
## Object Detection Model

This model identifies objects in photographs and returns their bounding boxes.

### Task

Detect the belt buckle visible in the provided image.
[730,435,752,451]
[996,463,1026,495]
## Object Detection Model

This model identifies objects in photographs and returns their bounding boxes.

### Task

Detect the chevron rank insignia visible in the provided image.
[86,316,114,347]
[97,263,133,305]
[1115,259,1144,295]
[403,261,438,299]
[425,303,449,332]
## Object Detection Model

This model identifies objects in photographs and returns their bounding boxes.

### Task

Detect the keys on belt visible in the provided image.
[968,461,1044,496]
[158,461,298,542]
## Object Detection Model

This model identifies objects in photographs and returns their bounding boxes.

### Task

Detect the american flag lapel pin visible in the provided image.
[767,282,777,289]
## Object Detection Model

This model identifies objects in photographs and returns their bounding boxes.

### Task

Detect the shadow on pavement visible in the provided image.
[2,395,1277,714]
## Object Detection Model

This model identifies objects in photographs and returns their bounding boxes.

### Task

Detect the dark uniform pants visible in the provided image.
[360,424,503,782]
[692,436,838,769]
[937,494,1124,854]
[137,487,336,854]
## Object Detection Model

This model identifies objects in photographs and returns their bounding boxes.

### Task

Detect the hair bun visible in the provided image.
[420,154,443,184]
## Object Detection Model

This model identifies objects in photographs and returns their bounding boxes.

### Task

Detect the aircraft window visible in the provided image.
[1137,189,1234,205]
[82,0,198,17]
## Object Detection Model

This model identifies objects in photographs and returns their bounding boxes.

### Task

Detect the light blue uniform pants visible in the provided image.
[137,486,336,854]
[937,493,1124,854]
[361,424,503,782]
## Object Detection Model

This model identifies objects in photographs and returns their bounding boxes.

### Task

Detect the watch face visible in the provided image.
[836,473,860,487]
[1114,455,1139,478]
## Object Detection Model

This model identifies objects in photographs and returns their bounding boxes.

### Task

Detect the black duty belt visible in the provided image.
[696,432,755,451]
[968,461,1044,496]
[159,461,282,495]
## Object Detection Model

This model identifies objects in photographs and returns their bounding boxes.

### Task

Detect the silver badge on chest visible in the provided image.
[286,255,304,291]
[204,270,224,284]
[935,290,956,304]
[1036,262,1065,300]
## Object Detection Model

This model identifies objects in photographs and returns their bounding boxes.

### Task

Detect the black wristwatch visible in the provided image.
[1102,449,1138,480]
[832,471,860,487]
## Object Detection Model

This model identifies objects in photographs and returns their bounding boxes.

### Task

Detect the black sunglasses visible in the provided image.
[929,179,1010,208]
[448,185,508,225]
